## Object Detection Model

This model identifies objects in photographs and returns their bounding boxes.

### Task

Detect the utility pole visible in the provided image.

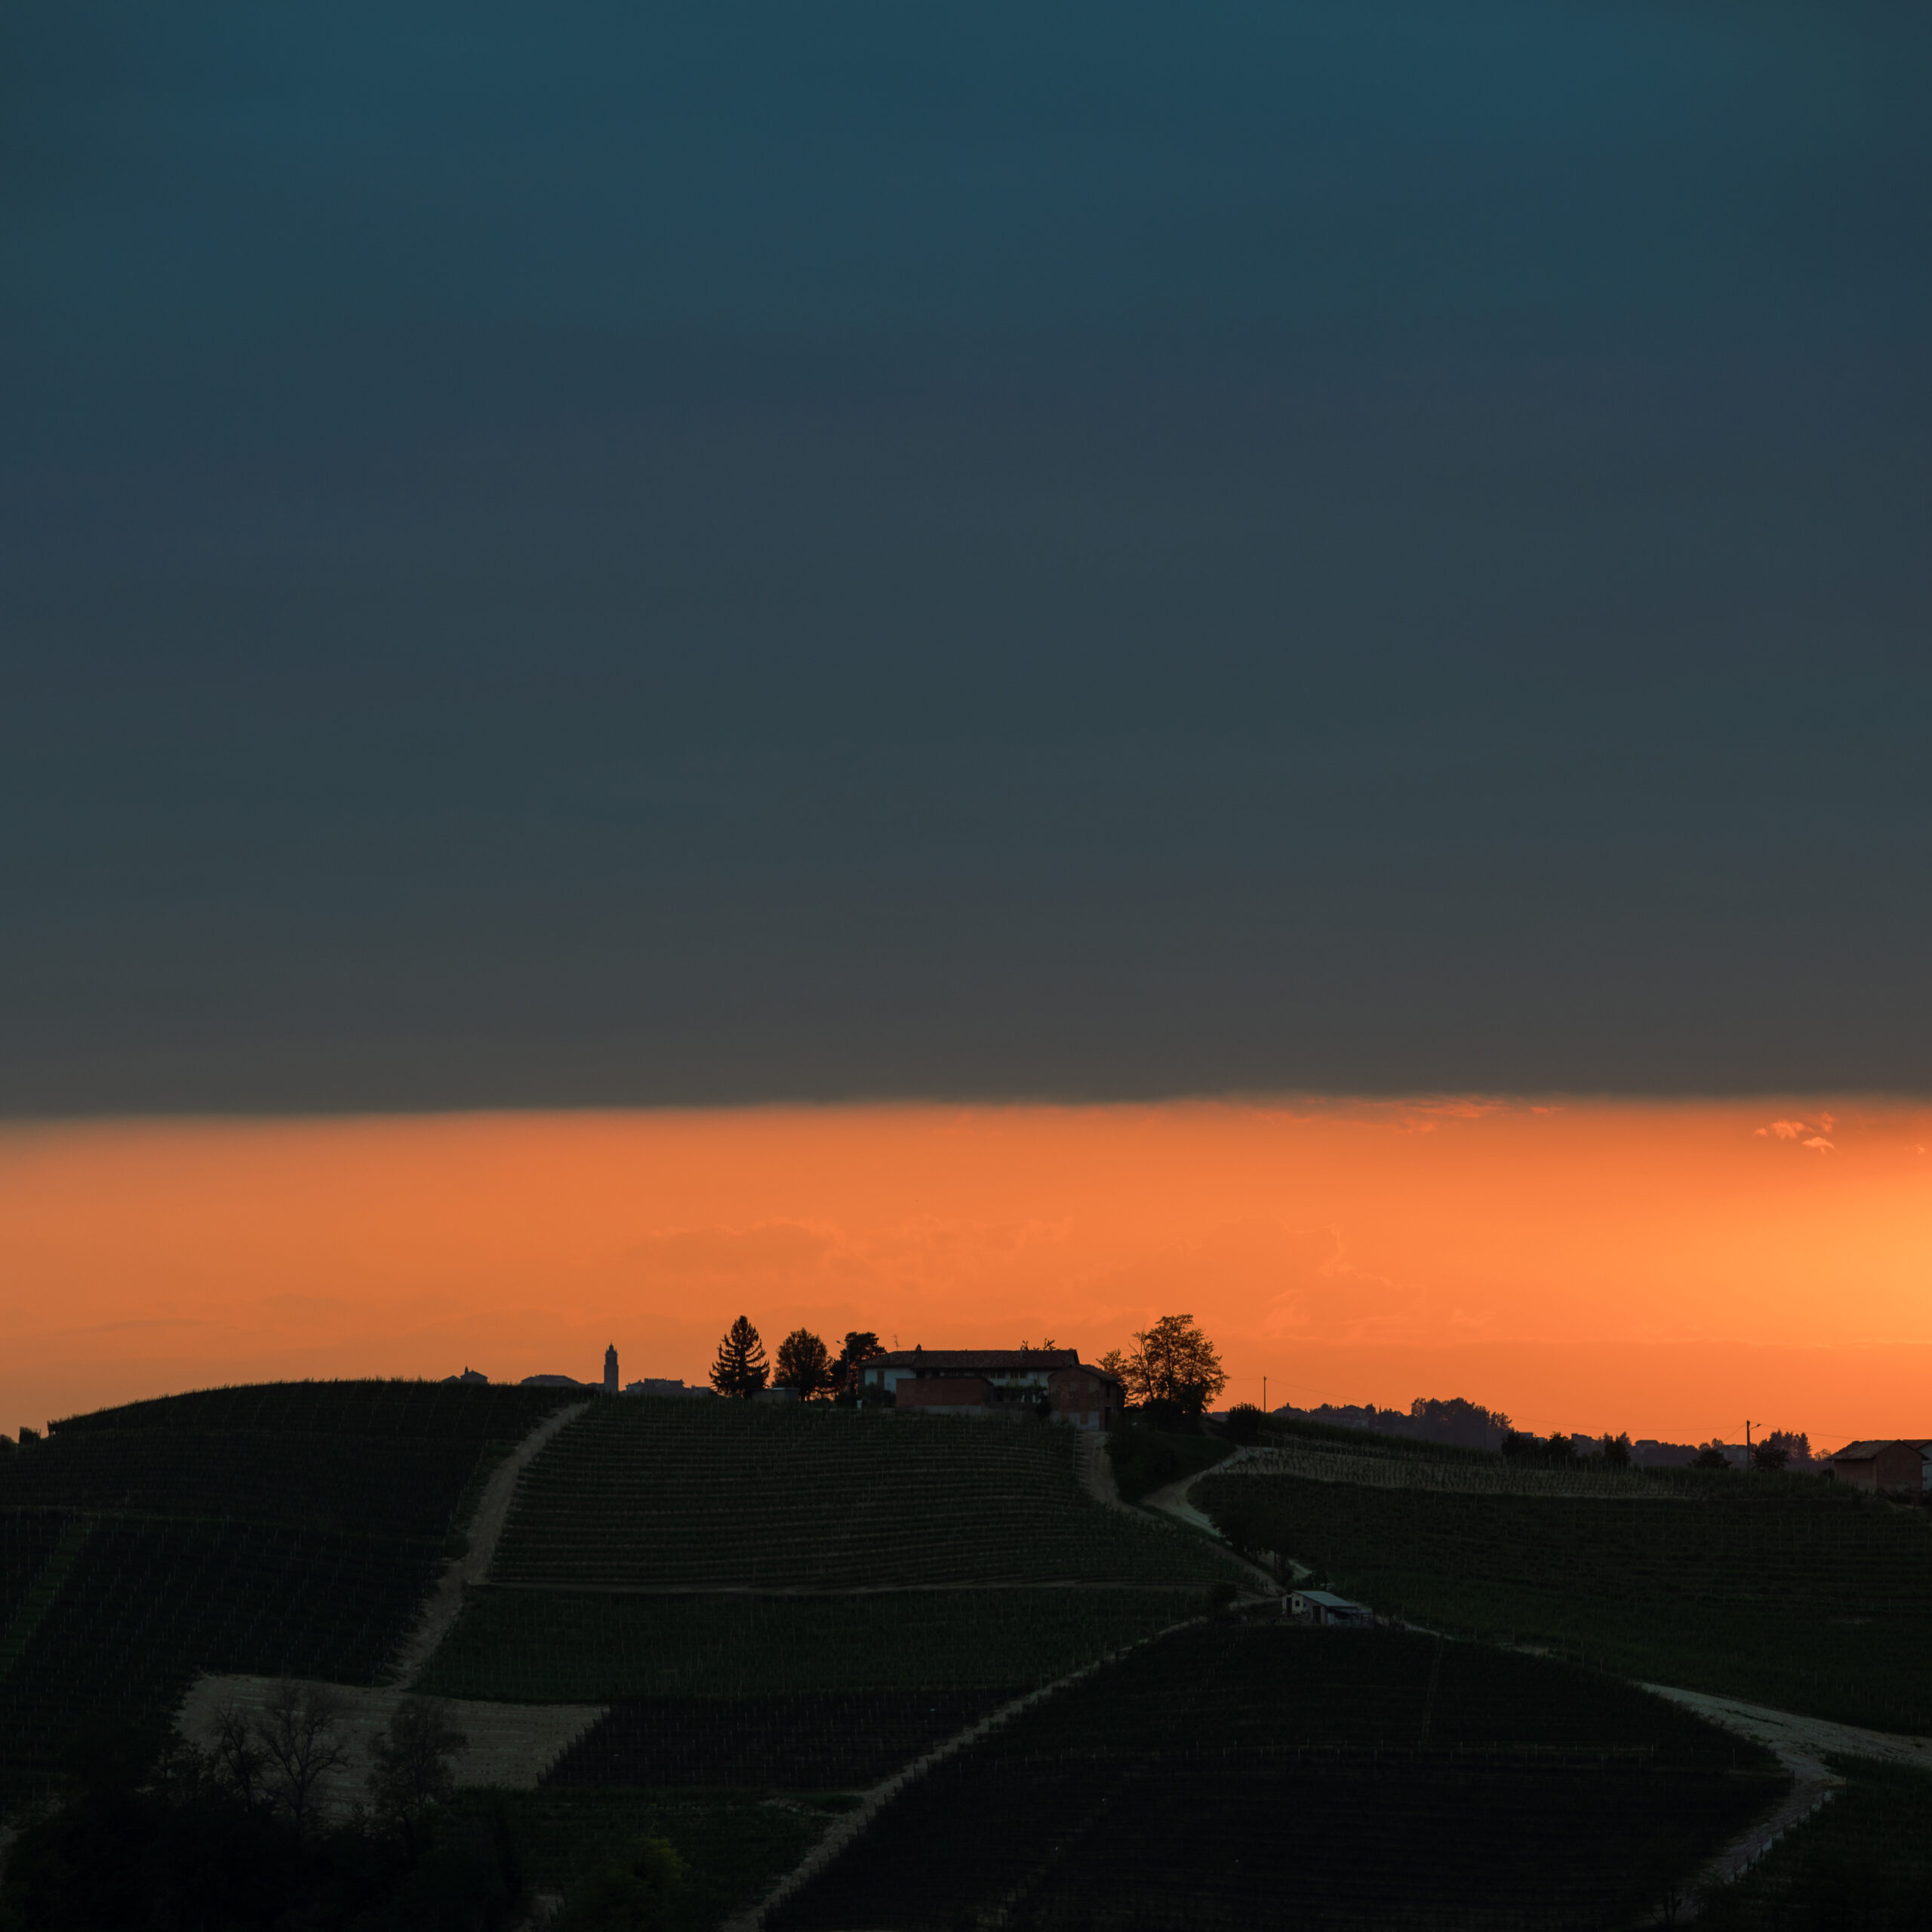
[1745,1420,1753,1471]
[1263,1375,1267,1414]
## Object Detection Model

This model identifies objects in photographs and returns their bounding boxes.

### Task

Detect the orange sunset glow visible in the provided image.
[5,1098,1927,1445]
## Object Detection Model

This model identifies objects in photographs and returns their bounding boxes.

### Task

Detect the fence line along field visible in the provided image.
[1199,1463,1932,1733]
[769,1620,1787,1932]
[488,1396,1244,1591]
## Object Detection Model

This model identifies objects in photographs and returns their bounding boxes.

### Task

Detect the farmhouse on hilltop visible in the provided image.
[860,1348,1124,1429]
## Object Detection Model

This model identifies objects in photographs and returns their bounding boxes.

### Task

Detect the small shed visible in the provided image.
[1827,1439,1928,1495]
[1291,1589,1372,1627]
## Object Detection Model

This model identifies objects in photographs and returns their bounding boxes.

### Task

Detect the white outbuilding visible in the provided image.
[1291,1589,1373,1627]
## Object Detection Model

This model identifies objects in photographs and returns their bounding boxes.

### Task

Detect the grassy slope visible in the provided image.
[771,1620,1784,1932]
[1198,1467,1932,1732]
[491,1398,1238,1589]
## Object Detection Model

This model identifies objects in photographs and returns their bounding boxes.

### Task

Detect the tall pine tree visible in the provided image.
[709,1315,770,1398]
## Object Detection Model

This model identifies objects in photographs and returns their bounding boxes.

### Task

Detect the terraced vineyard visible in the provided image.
[48,1377,576,1440]
[416,1586,1199,1701]
[1199,1469,1932,1731]
[491,1398,1241,1589]
[0,1513,69,1632]
[0,1380,566,1811]
[547,1687,1020,1789]
[0,1429,495,1537]
[1229,1438,1673,1498]
[772,1620,1785,1932]
[1699,1755,1932,1929]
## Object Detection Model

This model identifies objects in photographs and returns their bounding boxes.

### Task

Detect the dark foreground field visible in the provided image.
[10,1386,1932,1930]
[771,1620,1783,1932]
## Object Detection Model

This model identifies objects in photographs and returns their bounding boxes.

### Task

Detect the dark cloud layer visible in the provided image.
[4,1,1929,1109]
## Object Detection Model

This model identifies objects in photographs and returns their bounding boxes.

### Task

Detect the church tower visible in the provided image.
[603,1343,618,1394]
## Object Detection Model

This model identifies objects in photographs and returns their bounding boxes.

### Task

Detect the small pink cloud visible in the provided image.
[1759,1120,1806,1140]
[1817,1113,1838,1132]
[1801,1137,1835,1154]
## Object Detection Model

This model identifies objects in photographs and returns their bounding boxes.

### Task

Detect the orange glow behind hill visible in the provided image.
[2,1100,1929,1447]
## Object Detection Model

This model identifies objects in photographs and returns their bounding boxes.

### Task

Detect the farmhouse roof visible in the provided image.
[1297,1591,1363,1610]
[870,1348,1081,1370]
[1053,1362,1127,1393]
[1829,1439,1924,1461]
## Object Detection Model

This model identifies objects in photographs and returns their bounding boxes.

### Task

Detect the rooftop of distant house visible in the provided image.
[866,1348,1085,1371]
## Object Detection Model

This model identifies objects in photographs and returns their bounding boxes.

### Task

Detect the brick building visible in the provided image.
[861,1348,1125,1430]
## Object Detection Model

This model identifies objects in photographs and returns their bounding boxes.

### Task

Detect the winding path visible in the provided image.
[1641,1684,1932,1908]
[1138,1444,1288,1597]
[390,1400,589,1685]
[718,1615,1204,1932]
[718,1433,1229,1931]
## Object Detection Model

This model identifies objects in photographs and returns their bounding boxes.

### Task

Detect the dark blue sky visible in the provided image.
[5,0,1929,1108]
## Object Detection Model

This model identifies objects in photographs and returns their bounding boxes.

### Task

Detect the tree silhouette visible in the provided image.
[774,1327,834,1401]
[366,1697,469,1847]
[1109,1314,1227,1414]
[256,1679,348,1832]
[832,1330,885,1396]
[709,1315,770,1398]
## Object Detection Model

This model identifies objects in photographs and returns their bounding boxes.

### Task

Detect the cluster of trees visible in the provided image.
[1499,1428,1813,1472]
[1503,1429,1638,1468]
[0,1684,513,1931]
[707,1319,885,1401]
[1690,1430,1811,1472]
[1281,1397,1512,1453]
[703,1310,1232,1423]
